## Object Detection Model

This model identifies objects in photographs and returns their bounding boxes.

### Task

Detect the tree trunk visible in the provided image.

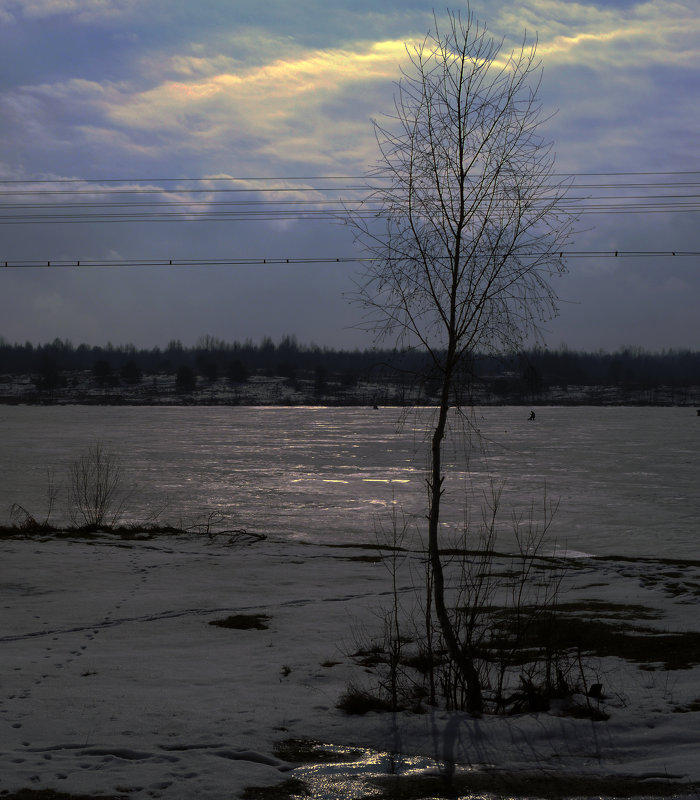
[428,370,484,714]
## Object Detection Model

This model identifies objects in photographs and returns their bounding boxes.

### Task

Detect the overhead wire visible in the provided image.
[0,170,697,261]
[2,251,698,269]
[0,171,698,220]
[0,169,699,183]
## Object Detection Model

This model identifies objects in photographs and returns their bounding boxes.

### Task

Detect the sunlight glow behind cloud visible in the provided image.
[18,39,413,168]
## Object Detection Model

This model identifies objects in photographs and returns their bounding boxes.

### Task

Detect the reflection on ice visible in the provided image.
[363,478,411,483]
[0,405,698,558]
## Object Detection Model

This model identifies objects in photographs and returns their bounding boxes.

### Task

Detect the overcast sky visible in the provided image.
[0,0,697,352]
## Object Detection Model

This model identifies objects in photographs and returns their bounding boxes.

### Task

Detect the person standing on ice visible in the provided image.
[529,410,536,421]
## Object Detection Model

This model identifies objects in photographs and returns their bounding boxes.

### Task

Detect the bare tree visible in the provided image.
[69,442,124,528]
[350,9,575,713]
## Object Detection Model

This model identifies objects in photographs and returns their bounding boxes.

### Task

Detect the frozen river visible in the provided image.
[1,405,698,559]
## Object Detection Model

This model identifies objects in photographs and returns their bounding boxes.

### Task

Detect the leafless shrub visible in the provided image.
[344,489,591,717]
[69,442,124,527]
[7,468,59,534]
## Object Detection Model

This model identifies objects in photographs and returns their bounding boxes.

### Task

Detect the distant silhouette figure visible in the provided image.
[528,410,536,421]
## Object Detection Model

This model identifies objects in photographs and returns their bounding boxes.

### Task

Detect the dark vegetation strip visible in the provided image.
[3,336,700,405]
[0,522,263,545]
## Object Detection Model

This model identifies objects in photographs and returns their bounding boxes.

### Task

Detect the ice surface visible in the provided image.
[1,405,698,557]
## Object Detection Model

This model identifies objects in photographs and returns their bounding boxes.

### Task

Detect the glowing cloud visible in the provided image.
[496,0,699,67]
[94,39,412,166]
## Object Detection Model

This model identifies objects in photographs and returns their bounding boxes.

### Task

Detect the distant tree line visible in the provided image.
[0,335,699,397]
[0,335,428,394]
[479,347,700,394]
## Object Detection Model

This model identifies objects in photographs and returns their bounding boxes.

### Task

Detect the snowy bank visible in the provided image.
[1,534,700,799]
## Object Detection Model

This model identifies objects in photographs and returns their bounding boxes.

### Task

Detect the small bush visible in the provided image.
[7,505,54,535]
[69,443,124,527]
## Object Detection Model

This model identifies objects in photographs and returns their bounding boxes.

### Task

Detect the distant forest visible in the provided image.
[1,335,699,405]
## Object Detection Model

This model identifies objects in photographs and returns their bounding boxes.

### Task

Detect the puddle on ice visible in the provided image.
[272,741,698,800]
[280,743,477,800]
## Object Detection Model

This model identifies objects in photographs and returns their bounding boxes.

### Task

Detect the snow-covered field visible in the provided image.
[2,532,700,799]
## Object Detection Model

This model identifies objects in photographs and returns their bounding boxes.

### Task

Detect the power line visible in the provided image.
[3,191,699,207]
[1,183,699,195]
[0,176,364,184]
[0,172,697,227]
[2,252,698,269]
[0,192,698,221]
[551,170,700,177]
[0,206,697,223]
[0,179,698,220]
[0,211,368,224]
[0,169,698,183]
[1,257,368,268]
